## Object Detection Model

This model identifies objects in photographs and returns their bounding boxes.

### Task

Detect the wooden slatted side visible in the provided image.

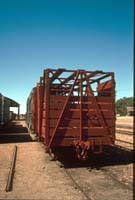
[35,84,44,139]
[31,88,37,131]
[49,127,114,136]
[51,137,113,146]
[49,119,114,128]
[36,69,115,148]
[49,95,113,102]
[48,95,115,140]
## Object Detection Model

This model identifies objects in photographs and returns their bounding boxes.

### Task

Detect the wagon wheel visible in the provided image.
[76,146,88,161]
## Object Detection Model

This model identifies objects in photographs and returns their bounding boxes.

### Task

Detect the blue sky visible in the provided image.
[0,0,133,114]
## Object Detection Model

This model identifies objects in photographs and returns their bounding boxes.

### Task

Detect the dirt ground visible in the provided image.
[0,143,133,200]
[0,117,134,200]
[0,142,86,200]
[115,116,133,195]
[116,116,133,146]
[116,116,133,125]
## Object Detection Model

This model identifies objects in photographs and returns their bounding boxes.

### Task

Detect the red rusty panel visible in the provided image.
[49,118,114,128]
[50,103,65,109]
[35,84,41,135]
[97,80,113,91]
[48,127,114,137]
[43,102,46,109]
[50,96,113,106]
[27,68,115,154]
[50,95,67,102]
[49,110,114,119]
[66,103,113,110]
[41,127,46,137]
[49,119,83,128]
[31,88,37,131]
[50,137,113,146]
[87,110,114,118]
[63,96,113,103]
[95,96,113,102]
[42,111,46,118]
[42,119,46,127]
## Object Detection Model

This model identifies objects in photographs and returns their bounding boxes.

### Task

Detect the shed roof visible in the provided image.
[5,96,19,107]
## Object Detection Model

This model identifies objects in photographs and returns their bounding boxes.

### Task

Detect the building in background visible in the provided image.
[127,107,134,116]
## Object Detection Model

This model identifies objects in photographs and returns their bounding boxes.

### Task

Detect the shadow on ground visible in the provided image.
[54,146,133,169]
[0,120,34,143]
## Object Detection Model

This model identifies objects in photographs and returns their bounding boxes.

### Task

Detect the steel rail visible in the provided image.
[50,153,94,200]
[116,124,133,129]
[100,167,133,191]
[115,139,133,145]
[115,140,133,152]
[64,168,94,200]
[5,145,17,192]
[116,129,133,136]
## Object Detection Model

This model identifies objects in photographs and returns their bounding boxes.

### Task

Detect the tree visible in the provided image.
[116,97,133,116]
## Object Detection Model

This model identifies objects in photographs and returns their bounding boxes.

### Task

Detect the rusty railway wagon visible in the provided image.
[26,68,115,160]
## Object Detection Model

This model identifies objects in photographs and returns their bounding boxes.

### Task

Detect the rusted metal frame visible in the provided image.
[110,73,115,142]
[46,68,65,72]
[50,88,70,92]
[110,73,115,98]
[60,71,77,84]
[38,77,43,140]
[90,74,112,84]
[46,68,78,73]
[46,69,105,74]
[79,72,83,141]
[49,70,63,83]
[35,84,38,135]
[38,77,44,141]
[47,71,80,150]
[44,69,50,145]
[75,71,104,87]
[34,86,37,133]
[86,70,104,78]
[49,68,64,83]
[31,87,36,132]
[98,73,115,143]
[51,84,72,93]
[57,73,76,87]
[39,77,44,140]
[51,83,72,86]
[84,71,111,136]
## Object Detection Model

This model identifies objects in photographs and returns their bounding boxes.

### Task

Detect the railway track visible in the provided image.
[116,124,133,129]
[99,166,133,190]
[115,139,133,146]
[53,143,133,200]
[115,140,133,152]
[64,168,93,200]
[1,122,133,200]
[116,129,133,136]
[115,125,133,151]
[61,163,132,200]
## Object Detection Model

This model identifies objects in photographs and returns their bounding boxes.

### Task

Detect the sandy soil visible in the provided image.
[116,116,133,146]
[0,142,86,200]
[0,118,133,200]
[116,116,133,125]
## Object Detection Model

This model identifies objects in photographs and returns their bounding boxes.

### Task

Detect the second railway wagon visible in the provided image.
[26,68,115,160]
[0,93,19,126]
